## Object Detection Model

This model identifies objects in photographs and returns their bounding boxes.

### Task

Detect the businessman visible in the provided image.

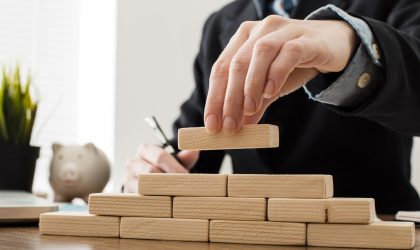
[125,0,420,214]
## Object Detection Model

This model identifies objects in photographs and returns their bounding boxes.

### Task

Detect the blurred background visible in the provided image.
[1,0,419,197]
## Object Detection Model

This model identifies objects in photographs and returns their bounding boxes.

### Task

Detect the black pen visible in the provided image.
[122,117,183,192]
[144,116,182,163]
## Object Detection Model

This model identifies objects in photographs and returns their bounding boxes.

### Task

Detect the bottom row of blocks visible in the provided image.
[121,218,306,244]
[39,212,415,249]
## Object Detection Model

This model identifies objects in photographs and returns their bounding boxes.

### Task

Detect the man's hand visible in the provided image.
[123,144,199,192]
[204,16,356,134]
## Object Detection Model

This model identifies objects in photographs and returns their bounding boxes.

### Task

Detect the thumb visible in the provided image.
[177,150,200,170]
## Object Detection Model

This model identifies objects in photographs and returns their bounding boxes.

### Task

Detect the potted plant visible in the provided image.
[0,65,39,192]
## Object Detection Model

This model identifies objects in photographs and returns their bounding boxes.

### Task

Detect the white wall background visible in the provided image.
[114,0,233,190]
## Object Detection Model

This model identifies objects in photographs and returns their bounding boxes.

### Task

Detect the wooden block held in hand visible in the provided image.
[39,211,120,237]
[178,124,279,150]
[307,221,415,249]
[210,220,306,245]
[89,193,172,217]
[120,217,209,242]
[268,198,375,224]
[138,173,227,196]
[228,174,333,198]
[173,197,266,221]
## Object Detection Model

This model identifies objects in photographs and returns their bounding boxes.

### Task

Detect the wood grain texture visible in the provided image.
[39,211,120,237]
[88,193,172,217]
[210,220,306,245]
[173,197,266,221]
[178,124,279,150]
[228,175,333,198]
[307,221,415,249]
[5,226,420,249]
[138,173,227,196]
[120,217,209,242]
[268,198,326,223]
[268,198,375,224]
[327,198,375,224]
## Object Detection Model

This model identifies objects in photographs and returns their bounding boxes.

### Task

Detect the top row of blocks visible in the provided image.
[138,174,334,198]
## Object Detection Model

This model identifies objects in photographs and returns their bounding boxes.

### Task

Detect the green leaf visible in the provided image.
[0,70,9,143]
[0,65,38,145]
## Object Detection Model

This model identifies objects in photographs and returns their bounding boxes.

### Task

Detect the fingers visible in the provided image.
[126,158,163,178]
[242,38,319,124]
[279,68,319,97]
[204,21,256,134]
[137,144,188,173]
[124,144,200,193]
[206,16,331,132]
[242,96,279,125]
[206,16,303,134]
[266,37,319,98]
[264,38,306,98]
[222,40,254,135]
[124,157,164,193]
[176,150,200,170]
[217,18,291,134]
[243,28,299,115]
[123,176,138,193]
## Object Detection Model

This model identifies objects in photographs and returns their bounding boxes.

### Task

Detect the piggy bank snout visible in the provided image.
[59,163,81,184]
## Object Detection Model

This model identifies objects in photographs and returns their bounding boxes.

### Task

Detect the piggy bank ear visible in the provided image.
[52,143,63,153]
[84,143,98,154]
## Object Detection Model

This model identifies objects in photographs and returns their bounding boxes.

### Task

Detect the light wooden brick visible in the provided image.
[138,173,227,196]
[120,217,209,242]
[39,211,119,237]
[268,198,326,223]
[178,124,279,150]
[327,198,375,223]
[307,221,415,249]
[228,174,333,198]
[210,220,306,245]
[268,198,375,224]
[173,197,266,221]
[88,193,172,217]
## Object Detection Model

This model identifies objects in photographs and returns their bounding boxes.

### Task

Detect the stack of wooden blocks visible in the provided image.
[39,125,416,248]
[40,173,415,249]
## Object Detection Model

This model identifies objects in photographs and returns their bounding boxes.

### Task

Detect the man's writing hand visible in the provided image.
[123,144,199,192]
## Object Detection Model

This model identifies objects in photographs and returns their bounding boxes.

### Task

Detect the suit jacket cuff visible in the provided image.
[303,4,382,107]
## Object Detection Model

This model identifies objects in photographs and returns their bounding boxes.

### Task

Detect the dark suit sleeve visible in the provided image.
[170,13,226,173]
[334,0,420,136]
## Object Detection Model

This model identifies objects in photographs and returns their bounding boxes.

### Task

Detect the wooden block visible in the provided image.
[208,243,299,250]
[178,124,279,150]
[228,174,333,198]
[173,197,266,221]
[327,198,375,224]
[268,198,326,223]
[88,193,172,217]
[39,211,119,237]
[120,217,209,242]
[268,198,375,224]
[138,173,227,196]
[307,221,415,249]
[210,220,306,245]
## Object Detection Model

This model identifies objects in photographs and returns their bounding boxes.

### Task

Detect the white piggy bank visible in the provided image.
[49,143,110,202]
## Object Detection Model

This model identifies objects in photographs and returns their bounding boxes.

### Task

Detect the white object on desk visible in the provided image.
[0,190,58,222]
[396,211,420,223]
